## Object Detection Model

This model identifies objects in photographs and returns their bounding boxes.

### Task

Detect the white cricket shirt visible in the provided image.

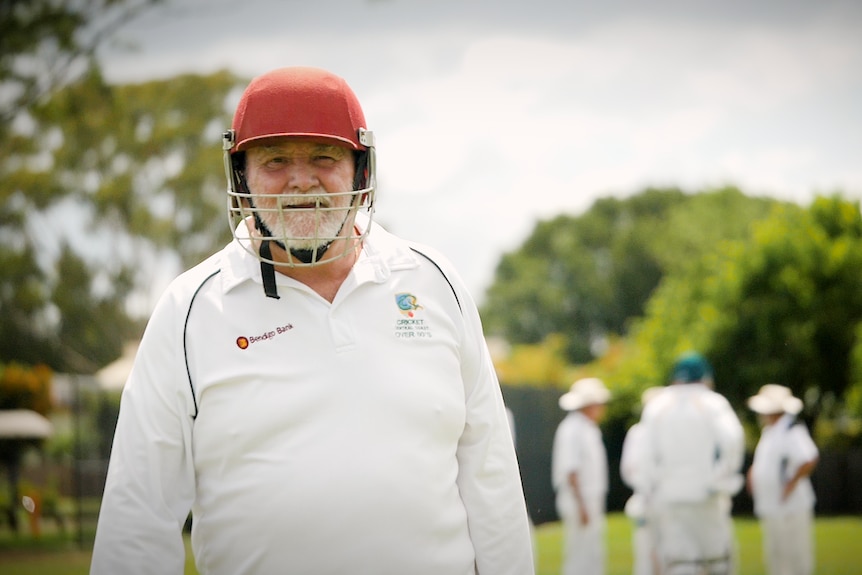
[551,411,608,500]
[90,217,533,575]
[638,383,745,504]
[750,413,818,518]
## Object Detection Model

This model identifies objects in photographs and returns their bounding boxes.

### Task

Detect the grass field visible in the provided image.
[0,513,860,574]
[534,515,862,575]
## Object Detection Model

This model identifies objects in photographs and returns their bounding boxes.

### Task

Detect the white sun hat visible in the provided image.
[559,377,611,411]
[747,384,803,415]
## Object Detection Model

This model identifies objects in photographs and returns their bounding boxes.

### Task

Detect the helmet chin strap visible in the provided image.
[251,206,351,300]
[258,239,280,299]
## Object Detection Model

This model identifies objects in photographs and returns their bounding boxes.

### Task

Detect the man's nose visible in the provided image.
[286,160,319,191]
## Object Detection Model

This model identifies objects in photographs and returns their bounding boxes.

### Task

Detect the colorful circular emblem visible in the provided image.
[395,293,423,317]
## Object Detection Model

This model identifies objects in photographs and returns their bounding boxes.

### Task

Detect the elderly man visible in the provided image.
[552,377,612,575]
[90,66,534,575]
[747,384,819,575]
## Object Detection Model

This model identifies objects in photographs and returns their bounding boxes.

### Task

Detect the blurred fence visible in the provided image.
[1,374,115,544]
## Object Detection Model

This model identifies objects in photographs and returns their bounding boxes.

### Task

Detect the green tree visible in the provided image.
[493,334,571,388]
[618,195,862,425]
[709,196,862,413]
[0,0,167,371]
[0,0,163,132]
[1,67,242,372]
[0,362,53,415]
[481,186,777,363]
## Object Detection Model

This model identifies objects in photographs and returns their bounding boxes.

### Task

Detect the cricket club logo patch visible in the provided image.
[394,292,432,339]
[395,293,423,317]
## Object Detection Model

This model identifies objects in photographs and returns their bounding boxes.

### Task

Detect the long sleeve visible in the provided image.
[90,291,197,575]
[450,267,535,575]
[620,423,644,490]
[711,395,746,495]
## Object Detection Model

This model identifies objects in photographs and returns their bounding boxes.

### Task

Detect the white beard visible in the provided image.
[257,191,354,251]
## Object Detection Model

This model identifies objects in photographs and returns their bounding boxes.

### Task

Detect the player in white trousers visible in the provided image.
[620,387,663,575]
[747,384,818,575]
[637,352,745,575]
[552,377,612,575]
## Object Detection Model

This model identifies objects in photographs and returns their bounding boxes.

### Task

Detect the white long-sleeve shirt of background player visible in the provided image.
[552,411,609,502]
[750,413,818,518]
[90,216,534,575]
[637,383,745,504]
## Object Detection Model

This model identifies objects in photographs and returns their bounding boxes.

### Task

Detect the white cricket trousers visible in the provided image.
[631,520,655,575]
[556,493,605,575]
[761,510,814,575]
[652,497,732,575]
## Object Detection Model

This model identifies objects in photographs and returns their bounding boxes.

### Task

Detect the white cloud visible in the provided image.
[96,0,862,302]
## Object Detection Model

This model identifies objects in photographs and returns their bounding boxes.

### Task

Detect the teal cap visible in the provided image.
[670,352,713,384]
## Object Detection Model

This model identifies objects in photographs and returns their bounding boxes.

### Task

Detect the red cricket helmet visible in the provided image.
[229,66,372,153]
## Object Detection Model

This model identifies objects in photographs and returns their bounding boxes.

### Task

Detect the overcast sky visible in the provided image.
[98,0,862,302]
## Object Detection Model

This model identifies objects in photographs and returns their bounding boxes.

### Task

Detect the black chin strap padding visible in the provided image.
[354,151,368,189]
[259,240,280,299]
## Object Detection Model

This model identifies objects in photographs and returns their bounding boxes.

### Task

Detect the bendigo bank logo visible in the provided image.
[236,324,294,349]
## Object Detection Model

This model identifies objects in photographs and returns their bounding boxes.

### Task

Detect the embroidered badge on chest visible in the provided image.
[394,293,432,339]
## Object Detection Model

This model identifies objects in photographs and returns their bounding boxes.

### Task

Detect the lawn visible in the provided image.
[0,513,860,574]
[534,514,862,575]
